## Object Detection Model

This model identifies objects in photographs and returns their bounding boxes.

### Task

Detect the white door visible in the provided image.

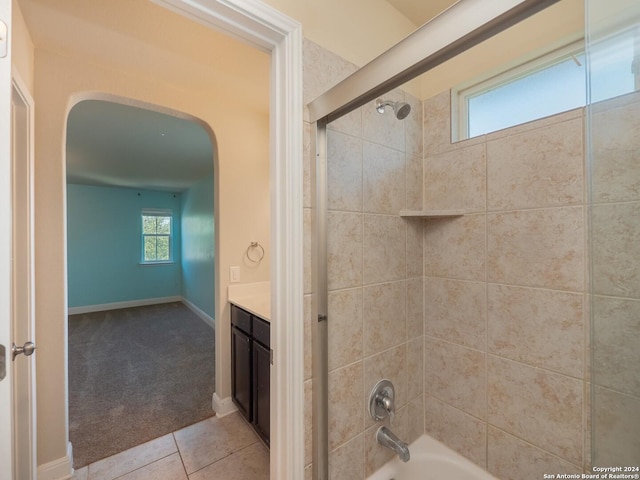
[0,1,15,479]
[11,73,37,480]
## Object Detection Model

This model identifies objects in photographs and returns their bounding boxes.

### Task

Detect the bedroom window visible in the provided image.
[141,209,173,263]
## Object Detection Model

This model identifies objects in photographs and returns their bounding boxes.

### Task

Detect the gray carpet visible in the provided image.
[68,302,215,468]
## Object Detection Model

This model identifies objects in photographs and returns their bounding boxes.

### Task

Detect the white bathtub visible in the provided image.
[367,434,499,480]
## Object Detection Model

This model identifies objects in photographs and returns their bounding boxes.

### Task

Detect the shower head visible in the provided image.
[376,99,411,120]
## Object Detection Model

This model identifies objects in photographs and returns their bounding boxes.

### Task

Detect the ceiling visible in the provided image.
[66,101,213,192]
[386,0,458,27]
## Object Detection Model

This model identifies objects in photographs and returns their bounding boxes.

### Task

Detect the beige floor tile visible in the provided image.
[174,413,259,474]
[188,442,269,480]
[73,466,88,480]
[87,434,177,480]
[116,453,187,480]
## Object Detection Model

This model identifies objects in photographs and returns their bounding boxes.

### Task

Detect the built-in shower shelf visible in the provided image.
[399,209,467,218]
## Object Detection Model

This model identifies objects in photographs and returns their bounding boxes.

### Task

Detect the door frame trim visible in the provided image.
[11,69,37,480]
[151,1,304,478]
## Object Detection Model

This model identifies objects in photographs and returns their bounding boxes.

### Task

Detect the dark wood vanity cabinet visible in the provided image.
[231,304,270,446]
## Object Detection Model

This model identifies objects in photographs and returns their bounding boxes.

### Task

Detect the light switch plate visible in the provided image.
[230,266,240,283]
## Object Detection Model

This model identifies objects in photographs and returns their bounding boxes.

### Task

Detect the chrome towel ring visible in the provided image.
[246,241,265,263]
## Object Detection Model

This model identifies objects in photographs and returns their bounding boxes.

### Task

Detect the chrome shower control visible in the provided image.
[369,379,396,422]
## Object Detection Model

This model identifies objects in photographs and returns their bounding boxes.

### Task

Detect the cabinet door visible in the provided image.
[253,340,270,445]
[232,326,252,421]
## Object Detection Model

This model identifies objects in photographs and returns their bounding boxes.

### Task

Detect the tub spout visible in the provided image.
[376,426,410,462]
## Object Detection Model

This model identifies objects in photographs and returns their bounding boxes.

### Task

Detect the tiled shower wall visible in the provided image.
[302,37,639,479]
[421,90,589,479]
[589,92,640,466]
[303,39,426,478]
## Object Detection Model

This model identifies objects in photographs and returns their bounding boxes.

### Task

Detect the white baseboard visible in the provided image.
[181,297,215,329]
[37,442,73,480]
[68,296,182,315]
[212,393,237,417]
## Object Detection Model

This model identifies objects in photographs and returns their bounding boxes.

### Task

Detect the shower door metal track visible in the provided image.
[309,1,561,479]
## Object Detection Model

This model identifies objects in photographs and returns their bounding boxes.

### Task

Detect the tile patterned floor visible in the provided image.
[72,412,269,480]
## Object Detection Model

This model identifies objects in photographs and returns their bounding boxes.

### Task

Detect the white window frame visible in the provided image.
[141,208,174,264]
[452,40,585,141]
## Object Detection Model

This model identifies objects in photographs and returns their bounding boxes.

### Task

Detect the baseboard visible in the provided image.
[68,296,182,315]
[212,393,237,417]
[37,442,73,480]
[181,297,215,329]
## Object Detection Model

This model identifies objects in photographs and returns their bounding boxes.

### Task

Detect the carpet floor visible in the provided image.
[68,302,215,468]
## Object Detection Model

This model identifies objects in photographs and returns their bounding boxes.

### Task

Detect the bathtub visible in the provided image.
[367,434,499,480]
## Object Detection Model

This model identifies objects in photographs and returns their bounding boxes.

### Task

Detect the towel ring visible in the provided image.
[246,241,265,263]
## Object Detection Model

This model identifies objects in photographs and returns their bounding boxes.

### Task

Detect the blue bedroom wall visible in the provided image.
[181,177,215,319]
[67,184,182,307]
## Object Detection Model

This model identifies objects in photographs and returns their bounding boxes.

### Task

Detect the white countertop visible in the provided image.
[228,281,271,322]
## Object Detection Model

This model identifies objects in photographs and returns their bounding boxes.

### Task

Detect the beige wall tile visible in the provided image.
[424,144,486,212]
[328,106,363,139]
[364,344,407,429]
[488,356,583,465]
[423,90,451,155]
[423,90,484,155]
[406,337,423,401]
[329,434,364,480]
[487,119,583,211]
[363,142,405,215]
[363,90,405,152]
[406,277,424,339]
[424,395,487,468]
[406,395,424,444]
[487,207,584,291]
[592,386,640,467]
[424,214,486,281]
[303,39,357,108]
[406,154,423,211]
[424,277,487,350]
[327,211,362,291]
[590,100,640,203]
[592,295,640,397]
[363,281,406,357]
[424,337,486,418]
[328,362,364,451]
[591,202,640,297]
[487,427,582,480]
[406,219,423,279]
[363,215,406,285]
[488,284,584,378]
[404,92,423,157]
[327,130,363,212]
[328,287,364,372]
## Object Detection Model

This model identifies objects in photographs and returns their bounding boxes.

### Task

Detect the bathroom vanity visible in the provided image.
[228,282,270,446]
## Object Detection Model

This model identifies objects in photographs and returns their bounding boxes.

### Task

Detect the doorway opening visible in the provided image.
[65,98,219,467]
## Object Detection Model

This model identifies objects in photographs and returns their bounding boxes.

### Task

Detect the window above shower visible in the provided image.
[453,27,639,140]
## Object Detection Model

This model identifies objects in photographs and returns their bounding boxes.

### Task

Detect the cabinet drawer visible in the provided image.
[231,305,252,335]
[253,316,270,348]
